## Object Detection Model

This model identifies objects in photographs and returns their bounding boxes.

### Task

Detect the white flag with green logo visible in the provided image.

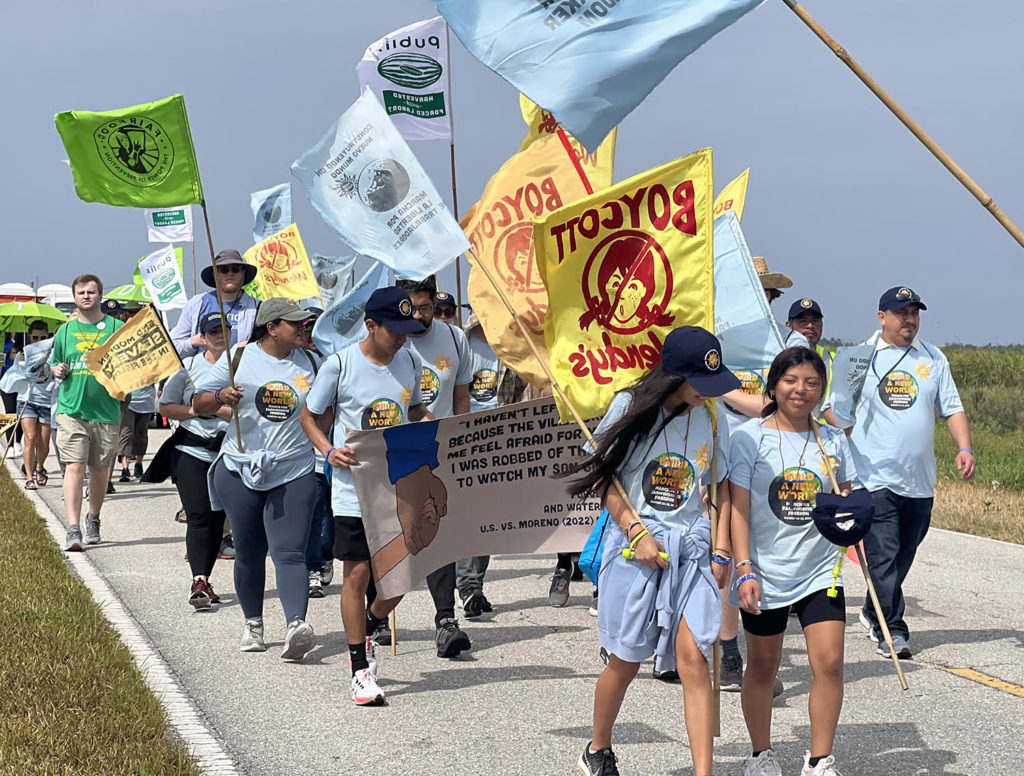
[144,205,193,243]
[137,244,188,311]
[356,16,452,141]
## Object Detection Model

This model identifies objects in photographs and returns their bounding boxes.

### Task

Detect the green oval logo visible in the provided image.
[377,53,442,89]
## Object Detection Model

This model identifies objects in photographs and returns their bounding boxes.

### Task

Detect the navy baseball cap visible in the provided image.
[304,306,324,318]
[199,312,231,334]
[365,287,427,335]
[435,291,456,309]
[788,298,823,320]
[879,286,927,312]
[660,326,740,397]
[811,489,875,546]
[101,299,124,315]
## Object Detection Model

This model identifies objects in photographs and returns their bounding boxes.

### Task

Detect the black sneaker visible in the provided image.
[371,617,392,648]
[106,481,116,494]
[461,591,485,619]
[652,666,680,683]
[720,654,743,692]
[549,567,571,607]
[218,535,235,560]
[578,743,620,776]
[478,592,493,613]
[435,618,471,658]
[118,468,131,483]
[133,463,143,478]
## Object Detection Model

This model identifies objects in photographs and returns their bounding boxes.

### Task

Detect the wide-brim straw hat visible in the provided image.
[463,310,482,334]
[752,256,793,290]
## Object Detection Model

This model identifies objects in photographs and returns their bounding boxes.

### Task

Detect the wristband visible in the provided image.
[325,446,336,460]
[710,553,731,566]
[713,547,732,556]
[736,573,757,588]
[625,519,644,537]
[735,559,753,569]
[628,529,649,552]
[959,448,974,456]
[214,388,225,406]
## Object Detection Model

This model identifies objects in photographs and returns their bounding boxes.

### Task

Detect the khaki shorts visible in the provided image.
[56,415,119,468]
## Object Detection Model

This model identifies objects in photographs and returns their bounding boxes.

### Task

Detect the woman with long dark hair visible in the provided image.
[729,347,854,776]
[569,326,739,776]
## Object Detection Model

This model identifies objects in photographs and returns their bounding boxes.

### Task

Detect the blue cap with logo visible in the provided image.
[660,326,741,397]
[101,299,124,315]
[878,286,927,312]
[199,312,231,334]
[788,298,823,320]
[365,287,427,335]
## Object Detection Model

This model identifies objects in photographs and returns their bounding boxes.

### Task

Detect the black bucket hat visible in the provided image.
[201,249,258,288]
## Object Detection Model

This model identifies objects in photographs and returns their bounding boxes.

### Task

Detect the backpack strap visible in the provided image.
[301,348,319,376]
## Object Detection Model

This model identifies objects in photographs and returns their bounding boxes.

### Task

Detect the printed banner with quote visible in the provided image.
[84,306,182,401]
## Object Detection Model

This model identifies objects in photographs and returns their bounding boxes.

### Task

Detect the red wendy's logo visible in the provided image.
[494,223,543,296]
[579,230,675,335]
[258,239,299,273]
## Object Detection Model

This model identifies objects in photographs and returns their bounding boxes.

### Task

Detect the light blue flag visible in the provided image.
[291,88,470,281]
[0,339,53,395]
[311,261,390,356]
[311,254,358,310]
[713,211,785,371]
[827,333,880,428]
[250,183,292,244]
[432,0,763,152]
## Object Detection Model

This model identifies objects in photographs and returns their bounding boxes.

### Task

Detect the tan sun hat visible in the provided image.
[752,256,793,290]
[463,310,482,334]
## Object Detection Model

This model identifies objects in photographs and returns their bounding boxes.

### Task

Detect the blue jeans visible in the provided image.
[305,473,334,571]
[456,555,490,597]
[860,488,933,640]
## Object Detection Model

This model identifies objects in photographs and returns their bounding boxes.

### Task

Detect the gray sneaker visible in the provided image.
[240,618,266,653]
[83,513,101,545]
[64,525,84,552]
[281,619,315,662]
[721,654,743,692]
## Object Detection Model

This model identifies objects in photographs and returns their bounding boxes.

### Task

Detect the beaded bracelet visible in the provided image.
[959,447,974,456]
[214,388,225,406]
[735,559,753,569]
[710,553,732,566]
[736,573,757,588]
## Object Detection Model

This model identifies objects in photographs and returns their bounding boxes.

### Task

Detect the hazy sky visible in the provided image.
[2,0,1021,344]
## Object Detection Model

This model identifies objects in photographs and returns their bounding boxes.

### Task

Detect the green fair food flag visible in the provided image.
[55,94,204,207]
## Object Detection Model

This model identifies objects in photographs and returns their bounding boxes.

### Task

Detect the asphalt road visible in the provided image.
[21,432,1024,775]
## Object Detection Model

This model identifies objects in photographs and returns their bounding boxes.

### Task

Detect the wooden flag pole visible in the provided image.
[190,238,197,295]
[0,401,30,462]
[200,203,245,451]
[445,22,465,328]
[782,0,1024,251]
[710,447,721,737]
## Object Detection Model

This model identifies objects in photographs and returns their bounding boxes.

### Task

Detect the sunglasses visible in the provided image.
[435,306,457,317]
[217,265,244,274]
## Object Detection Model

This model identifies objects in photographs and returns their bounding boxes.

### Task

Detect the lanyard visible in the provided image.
[871,345,913,385]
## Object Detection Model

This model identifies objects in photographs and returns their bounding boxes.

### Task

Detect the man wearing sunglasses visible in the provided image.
[171,249,260,357]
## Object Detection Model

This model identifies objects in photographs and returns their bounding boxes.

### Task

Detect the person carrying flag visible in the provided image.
[171,249,259,356]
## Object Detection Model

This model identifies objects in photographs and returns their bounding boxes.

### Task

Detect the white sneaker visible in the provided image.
[366,635,379,677]
[308,571,324,598]
[858,611,880,643]
[13,442,23,457]
[745,749,784,776]
[801,753,843,775]
[281,619,315,661]
[351,667,385,706]
[240,618,266,652]
[3,444,15,459]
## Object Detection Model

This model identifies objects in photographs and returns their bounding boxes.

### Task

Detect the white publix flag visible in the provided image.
[144,206,192,243]
[356,16,452,141]
[137,244,188,311]
[291,88,470,281]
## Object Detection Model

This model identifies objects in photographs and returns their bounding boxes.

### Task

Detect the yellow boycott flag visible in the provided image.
[84,306,183,401]
[463,133,592,387]
[519,95,616,193]
[243,223,320,302]
[713,168,749,222]
[535,148,714,421]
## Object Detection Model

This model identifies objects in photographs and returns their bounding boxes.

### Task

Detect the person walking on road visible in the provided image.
[16,321,56,489]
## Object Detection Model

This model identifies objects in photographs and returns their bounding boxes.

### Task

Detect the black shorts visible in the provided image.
[333,515,370,561]
[741,587,846,637]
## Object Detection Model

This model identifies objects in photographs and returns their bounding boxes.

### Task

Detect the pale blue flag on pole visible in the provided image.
[291,88,470,281]
[713,211,785,371]
[311,254,358,310]
[826,333,880,428]
[432,0,764,152]
[0,339,53,395]
[250,183,292,244]
[311,261,390,356]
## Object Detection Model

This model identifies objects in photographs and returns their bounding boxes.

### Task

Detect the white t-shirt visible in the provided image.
[404,321,473,419]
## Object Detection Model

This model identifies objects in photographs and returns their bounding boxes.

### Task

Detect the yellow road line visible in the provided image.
[930,664,1024,698]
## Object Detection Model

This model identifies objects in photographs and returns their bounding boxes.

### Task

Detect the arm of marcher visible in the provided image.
[945,411,975,480]
[453,383,470,415]
[721,388,766,418]
[408,403,434,422]
[159,402,194,422]
[728,481,761,614]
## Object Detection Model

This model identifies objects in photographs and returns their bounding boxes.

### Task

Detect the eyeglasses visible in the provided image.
[217,265,244,274]
[435,306,456,317]
[29,334,49,342]
[411,303,435,315]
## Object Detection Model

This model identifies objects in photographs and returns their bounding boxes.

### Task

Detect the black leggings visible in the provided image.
[174,453,226,578]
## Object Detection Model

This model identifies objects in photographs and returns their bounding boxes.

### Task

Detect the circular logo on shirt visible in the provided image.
[877,370,919,410]
[420,367,440,406]
[255,381,298,422]
[641,452,696,512]
[92,116,174,187]
[470,368,498,402]
[361,398,403,429]
[768,466,823,526]
[726,370,764,416]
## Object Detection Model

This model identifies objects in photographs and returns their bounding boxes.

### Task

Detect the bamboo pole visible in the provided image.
[445,23,465,328]
[782,0,1024,251]
[710,447,721,737]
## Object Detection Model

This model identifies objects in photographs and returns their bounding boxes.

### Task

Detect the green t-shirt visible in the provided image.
[51,316,124,424]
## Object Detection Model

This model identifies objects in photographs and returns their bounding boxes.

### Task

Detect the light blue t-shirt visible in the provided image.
[161,355,227,463]
[305,343,423,517]
[592,392,729,531]
[128,383,158,414]
[195,344,316,491]
[727,418,855,609]
[722,368,767,437]
[467,334,499,413]
[17,351,56,407]
[843,337,962,498]
[404,321,473,419]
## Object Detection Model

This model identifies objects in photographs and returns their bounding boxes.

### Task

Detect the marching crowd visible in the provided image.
[1,251,975,776]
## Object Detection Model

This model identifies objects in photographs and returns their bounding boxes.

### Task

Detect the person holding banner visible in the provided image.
[193,298,320,662]
[16,321,55,488]
[729,347,854,776]
[566,326,737,776]
[170,249,259,357]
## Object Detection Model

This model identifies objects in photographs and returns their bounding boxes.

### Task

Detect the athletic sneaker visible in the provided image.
[218,535,235,560]
[308,571,324,598]
[174,508,188,523]
[64,525,84,552]
[890,634,912,659]
[83,513,101,545]
[549,567,571,607]
[477,592,493,613]
[435,617,471,658]
[773,674,785,698]
[744,749,784,776]
[365,635,379,677]
[801,752,843,775]
[577,743,619,776]
[653,666,680,683]
[570,560,584,582]
[721,654,743,691]
[461,590,486,618]
[133,463,143,478]
[240,619,266,652]
[588,590,599,616]
[118,467,131,483]
[281,619,315,661]
[105,481,115,495]
[189,579,213,610]
[207,582,221,605]
[858,611,880,643]
[372,617,391,648]
[320,560,334,586]
[352,667,385,706]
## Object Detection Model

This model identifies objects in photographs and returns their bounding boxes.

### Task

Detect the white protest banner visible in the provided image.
[291,88,470,281]
[144,205,192,243]
[357,16,452,141]
[250,183,292,245]
[137,244,188,311]
[350,398,600,598]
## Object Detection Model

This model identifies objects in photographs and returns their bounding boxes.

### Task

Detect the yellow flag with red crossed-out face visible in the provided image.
[519,95,616,193]
[534,148,714,421]
[463,132,592,387]
[243,223,320,302]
